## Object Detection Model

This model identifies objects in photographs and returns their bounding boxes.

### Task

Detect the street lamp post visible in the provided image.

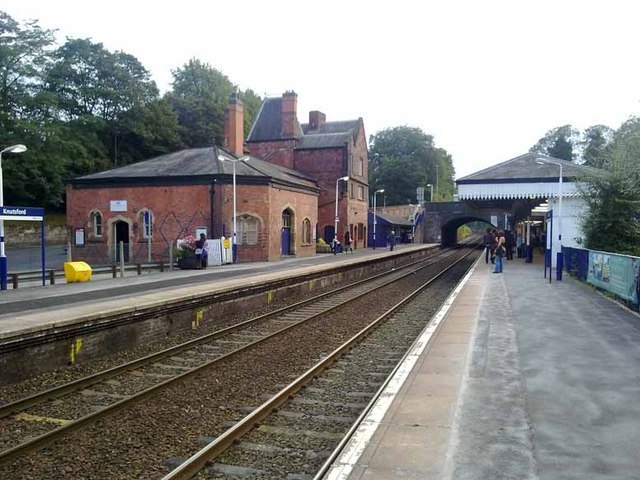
[373,188,384,249]
[426,183,433,202]
[536,158,563,279]
[0,144,28,290]
[334,176,349,249]
[218,154,250,263]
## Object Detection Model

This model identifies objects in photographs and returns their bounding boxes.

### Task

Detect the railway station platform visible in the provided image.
[0,243,439,383]
[324,256,640,480]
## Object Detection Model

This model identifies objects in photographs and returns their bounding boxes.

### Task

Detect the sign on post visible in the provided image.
[0,206,44,221]
[0,206,46,288]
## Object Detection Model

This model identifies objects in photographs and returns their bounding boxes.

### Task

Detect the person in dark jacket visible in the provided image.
[388,230,396,251]
[505,230,515,260]
[483,228,494,264]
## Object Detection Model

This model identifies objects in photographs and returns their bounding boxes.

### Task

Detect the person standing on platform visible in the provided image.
[195,233,208,269]
[516,232,523,258]
[483,227,493,264]
[344,231,353,254]
[493,230,506,273]
[505,229,515,260]
[388,230,396,251]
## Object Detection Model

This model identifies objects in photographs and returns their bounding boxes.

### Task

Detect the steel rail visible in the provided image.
[0,247,451,420]
[0,245,471,466]
[161,246,477,480]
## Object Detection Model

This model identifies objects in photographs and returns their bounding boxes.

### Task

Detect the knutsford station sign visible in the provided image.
[0,206,44,221]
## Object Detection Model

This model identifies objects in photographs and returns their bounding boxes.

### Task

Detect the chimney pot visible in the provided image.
[281,91,298,138]
[309,111,326,130]
[224,92,244,156]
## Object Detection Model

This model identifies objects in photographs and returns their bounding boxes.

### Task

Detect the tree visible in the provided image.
[580,117,640,256]
[369,126,455,204]
[530,124,579,161]
[165,58,235,147]
[45,38,158,122]
[114,98,183,164]
[0,12,55,124]
[241,88,262,138]
[581,124,614,168]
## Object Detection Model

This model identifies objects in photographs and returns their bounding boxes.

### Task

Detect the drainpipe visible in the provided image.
[210,179,216,237]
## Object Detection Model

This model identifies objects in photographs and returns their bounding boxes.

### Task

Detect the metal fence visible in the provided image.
[562,246,589,281]
[563,245,639,310]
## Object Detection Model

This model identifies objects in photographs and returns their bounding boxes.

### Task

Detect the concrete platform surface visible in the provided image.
[0,244,432,337]
[324,257,640,480]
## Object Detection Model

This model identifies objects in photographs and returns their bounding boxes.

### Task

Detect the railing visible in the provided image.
[562,245,639,310]
[8,262,174,289]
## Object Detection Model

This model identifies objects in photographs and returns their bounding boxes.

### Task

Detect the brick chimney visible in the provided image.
[308,111,326,131]
[281,91,298,138]
[224,92,244,156]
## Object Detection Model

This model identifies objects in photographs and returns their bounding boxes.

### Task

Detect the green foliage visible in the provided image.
[369,126,455,204]
[46,38,158,122]
[0,11,263,212]
[580,117,640,256]
[0,12,55,122]
[581,125,614,168]
[530,124,579,161]
[166,58,234,147]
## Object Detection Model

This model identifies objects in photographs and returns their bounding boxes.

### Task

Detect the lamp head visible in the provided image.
[340,176,349,181]
[2,144,27,154]
[376,188,385,194]
[426,183,432,187]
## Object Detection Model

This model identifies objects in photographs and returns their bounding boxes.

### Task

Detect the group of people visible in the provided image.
[483,227,517,274]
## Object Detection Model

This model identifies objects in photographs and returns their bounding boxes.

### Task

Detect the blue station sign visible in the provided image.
[0,206,44,221]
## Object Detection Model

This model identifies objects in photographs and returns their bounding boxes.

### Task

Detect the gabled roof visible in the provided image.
[374,213,414,226]
[457,152,601,184]
[296,132,352,149]
[246,97,303,142]
[68,147,318,193]
[301,119,361,138]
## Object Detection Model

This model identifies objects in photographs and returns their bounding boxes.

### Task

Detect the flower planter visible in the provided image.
[178,255,200,270]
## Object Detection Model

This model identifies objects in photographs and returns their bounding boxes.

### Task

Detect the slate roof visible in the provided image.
[375,213,414,227]
[297,132,352,149]
[301,119,361,137]
[246,96,361,150]
[246,97,303,142]
[69,147,318,193]
[456,152,602,184]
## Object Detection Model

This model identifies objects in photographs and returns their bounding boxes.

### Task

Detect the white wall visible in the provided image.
[548,196,585,267]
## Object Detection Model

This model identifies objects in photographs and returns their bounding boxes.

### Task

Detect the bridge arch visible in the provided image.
[441,215,495,246]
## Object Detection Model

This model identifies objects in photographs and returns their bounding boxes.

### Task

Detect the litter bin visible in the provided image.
[64,261,92,283]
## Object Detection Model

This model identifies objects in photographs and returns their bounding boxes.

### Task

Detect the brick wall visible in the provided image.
[66,183,212,263]
[247,139,297,169]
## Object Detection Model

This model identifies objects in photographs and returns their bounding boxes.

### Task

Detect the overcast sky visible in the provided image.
[4,0,640,178]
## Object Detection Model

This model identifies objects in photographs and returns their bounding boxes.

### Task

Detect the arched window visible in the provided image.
[302,218,311,244]
[238,215,259,245]
[141,210,153,238]
[92,211,102,237]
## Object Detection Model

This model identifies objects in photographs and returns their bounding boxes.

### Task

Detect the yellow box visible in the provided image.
[64,261,92,283]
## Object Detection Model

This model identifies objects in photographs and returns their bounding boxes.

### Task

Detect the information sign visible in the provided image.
[0,206,44,221]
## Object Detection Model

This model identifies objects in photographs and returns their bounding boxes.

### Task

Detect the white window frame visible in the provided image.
[141,210,153,239]
[92,211,103,237]
[302,218,312,244]
[238,215,259,245]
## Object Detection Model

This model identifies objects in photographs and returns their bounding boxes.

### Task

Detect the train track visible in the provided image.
[161,246,480,479]
[0,244,476,469]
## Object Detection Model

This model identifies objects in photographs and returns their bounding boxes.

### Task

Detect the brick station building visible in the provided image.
[65,146,319,263]
[66,90,368,264]
[246,92,369,248]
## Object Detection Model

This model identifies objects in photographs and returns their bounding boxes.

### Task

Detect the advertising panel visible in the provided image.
[587,251,639,304]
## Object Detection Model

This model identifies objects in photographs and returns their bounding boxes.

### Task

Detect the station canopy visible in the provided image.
[456,153,599,201]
